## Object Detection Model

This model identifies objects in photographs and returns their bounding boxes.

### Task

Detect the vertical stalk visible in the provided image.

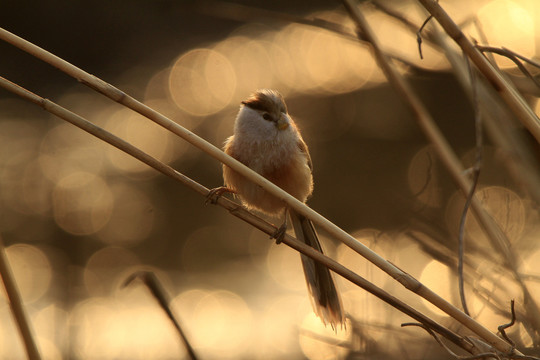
[0,236,41,360]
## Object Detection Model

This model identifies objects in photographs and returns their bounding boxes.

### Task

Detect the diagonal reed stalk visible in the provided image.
[344,0,540,350]
[365,0,540,339]
[414,0,540,339]
[417,0,540,142]
[0,236,41,360]
[0,24,518,353]
[342,0,524,353]
[0,75,483,355]
[428,21,540,340]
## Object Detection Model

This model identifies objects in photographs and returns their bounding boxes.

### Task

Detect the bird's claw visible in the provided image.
[206,187,232,205]
[271,223,287,244]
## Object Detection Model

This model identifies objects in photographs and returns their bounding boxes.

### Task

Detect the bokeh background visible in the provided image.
[1,0,540,358]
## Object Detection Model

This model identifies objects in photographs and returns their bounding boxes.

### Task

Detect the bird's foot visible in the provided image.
[271,222,288,244]
[205,186,234,205]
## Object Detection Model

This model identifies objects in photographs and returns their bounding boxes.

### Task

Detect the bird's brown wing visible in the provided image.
[297,138,313,173]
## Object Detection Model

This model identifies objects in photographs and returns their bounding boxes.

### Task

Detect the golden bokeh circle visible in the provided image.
[169,48,236,116]
[52,172,114,236]
[0,244,52,304]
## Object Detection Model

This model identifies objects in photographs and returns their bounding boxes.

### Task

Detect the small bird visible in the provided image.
[213,89,344,328]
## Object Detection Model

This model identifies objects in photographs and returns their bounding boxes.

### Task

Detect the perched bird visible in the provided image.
[213,89,344,328]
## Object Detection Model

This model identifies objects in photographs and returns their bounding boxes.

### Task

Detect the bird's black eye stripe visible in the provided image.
[262,113,272,121]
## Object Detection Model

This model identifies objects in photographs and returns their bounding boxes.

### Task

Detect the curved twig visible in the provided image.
[402,322,461,357]
[417,15,434,59]
[417,0,540,341]
[498,300,516,348]
[341,0,515,353]
[458,54,483,316]
[476,45,540,90]
[417,0,540,143]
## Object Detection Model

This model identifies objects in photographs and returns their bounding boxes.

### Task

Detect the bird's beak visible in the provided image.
[276,114,289,130]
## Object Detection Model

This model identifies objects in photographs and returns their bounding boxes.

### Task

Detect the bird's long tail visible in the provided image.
[289,209,345,329]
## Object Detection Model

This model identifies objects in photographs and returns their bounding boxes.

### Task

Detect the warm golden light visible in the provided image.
[96,183,155,246]
[266,240,305,291]
[214,36,275,97]
[299,313,351,360]
[522,248,540,334]
[365,5,446,70]
[273,20,378,94]
[34,304,68,358]
[337,229,393,292]
[3,2,539,358]
[70,290,183,360]
[19,160,52,216]
[83,246,140,296]
[172,289,253,358]
[468,261,517,329]
[0,118,50,217]
[52,171,113,236]
[0,244,52,303]
[256,295,306,356]
[169,48,237,116]
[446,186,526,246]
[39,122,105,183]
[104,109,174,176]
[477,0,537,67]
[419,260,454,317]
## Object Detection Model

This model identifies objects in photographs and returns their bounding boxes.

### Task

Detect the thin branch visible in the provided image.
[0,236,41,360]
[374,4,540,96]
[410,150,434,199]
[417,15,434,60]
[417,0,540,144]
[351,0,540,342]
[498,300,516,348]
[341,0,514,353]
[502,47,540,69]
[472,19,496,65]
[347,0,540,342]
[369,2,540,98]
[0,75,480,355]
[416,0,540,339]
[403,323,505,360]
[476,45,540,90]
[428,3,540,260]
[402,322,461,357]
[458,54,483,316]
[123,271,198,360]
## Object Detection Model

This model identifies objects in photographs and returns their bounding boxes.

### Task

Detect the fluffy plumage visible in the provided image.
[222,89,345,328]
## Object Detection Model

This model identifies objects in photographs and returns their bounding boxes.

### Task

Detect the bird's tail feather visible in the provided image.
[289,209,345,329]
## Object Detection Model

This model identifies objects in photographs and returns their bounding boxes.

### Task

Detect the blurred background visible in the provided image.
[1,0,540,358]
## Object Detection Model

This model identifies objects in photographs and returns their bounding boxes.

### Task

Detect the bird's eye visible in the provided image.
[262,113,272,121]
